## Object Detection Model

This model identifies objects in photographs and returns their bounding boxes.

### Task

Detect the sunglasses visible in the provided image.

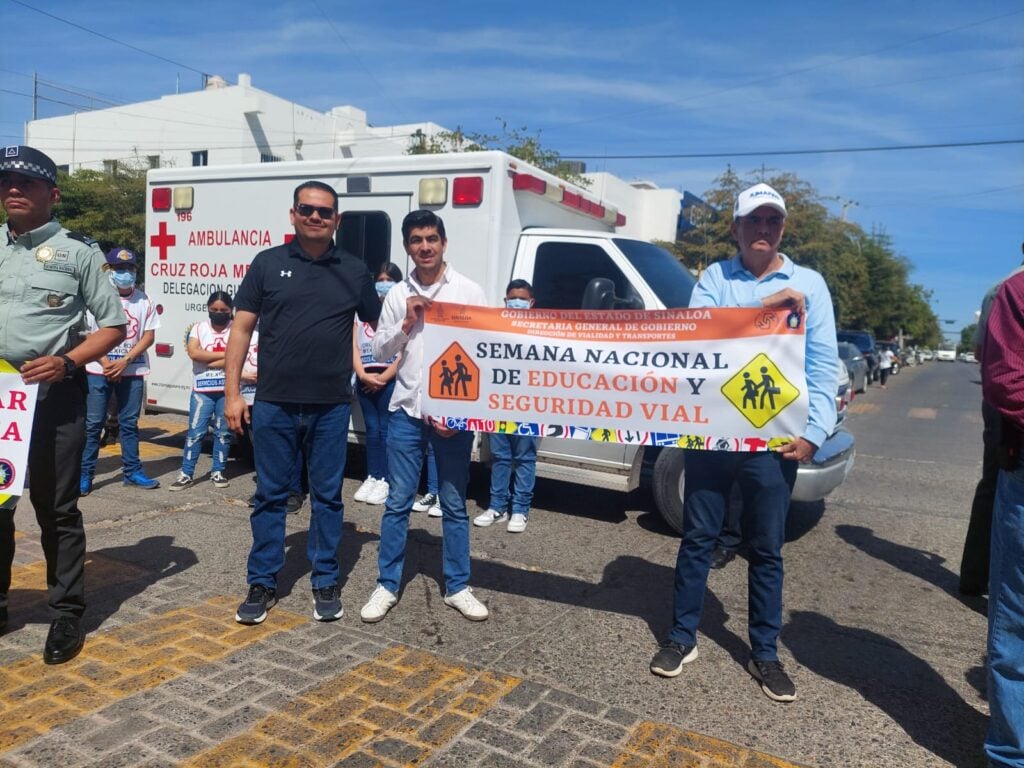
[295,203,336,219]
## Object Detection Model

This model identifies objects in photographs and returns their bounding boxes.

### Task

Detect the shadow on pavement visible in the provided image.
[86,535,199,630]
[273,523,380,601]
[784,611,988,768]
[834,524,987,616]
[399,528,748,656]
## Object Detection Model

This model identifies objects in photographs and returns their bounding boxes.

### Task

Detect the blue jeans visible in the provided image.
[358,379,395,479]
[81,373,145,478]
[181,391,232,477]
[248,400,349,590]
[669,450,796,660]
[986,454,1024,767]
[488,433,538,516]
[424,445,438,495]
[378,410,474,595]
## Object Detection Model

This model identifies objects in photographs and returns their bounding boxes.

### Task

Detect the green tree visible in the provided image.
[0,161,149,272]
[408,119,590,187]
[960,323,978,350]
[55,162,147,266]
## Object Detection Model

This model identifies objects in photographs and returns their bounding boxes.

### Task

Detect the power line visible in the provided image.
[565,138,1024,161]
[8,0,208,78]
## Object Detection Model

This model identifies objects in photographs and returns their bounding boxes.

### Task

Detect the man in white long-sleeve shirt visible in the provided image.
[360,210,489,623]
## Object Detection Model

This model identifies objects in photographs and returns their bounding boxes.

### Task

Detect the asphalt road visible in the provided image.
[7,359,991,767]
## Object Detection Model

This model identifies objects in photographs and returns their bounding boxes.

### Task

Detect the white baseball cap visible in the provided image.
[734,183,787,218]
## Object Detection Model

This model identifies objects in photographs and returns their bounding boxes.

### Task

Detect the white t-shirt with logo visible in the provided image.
[85,287,160,377]
[189,320,231,393]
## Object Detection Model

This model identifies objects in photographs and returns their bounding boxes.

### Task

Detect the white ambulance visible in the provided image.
[143,151,854,533]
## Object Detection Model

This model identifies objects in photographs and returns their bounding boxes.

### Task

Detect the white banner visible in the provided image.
[421,304,808,450]
[0,361,39,503]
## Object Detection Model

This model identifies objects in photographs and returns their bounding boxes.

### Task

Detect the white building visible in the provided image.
[24,73,446,172]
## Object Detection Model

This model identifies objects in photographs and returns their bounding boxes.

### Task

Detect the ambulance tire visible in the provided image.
[651,448,685,536]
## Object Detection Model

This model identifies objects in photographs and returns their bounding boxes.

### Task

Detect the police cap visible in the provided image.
[0,145,58,185]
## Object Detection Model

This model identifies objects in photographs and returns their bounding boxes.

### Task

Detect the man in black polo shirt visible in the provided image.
[224,180,380,625]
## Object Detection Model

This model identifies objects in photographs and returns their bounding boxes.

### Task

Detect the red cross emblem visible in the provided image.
[150,221,176,260]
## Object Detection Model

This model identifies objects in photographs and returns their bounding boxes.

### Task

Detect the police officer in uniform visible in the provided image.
[0,145,126,664]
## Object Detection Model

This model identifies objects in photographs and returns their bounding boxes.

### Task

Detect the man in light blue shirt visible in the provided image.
[650,183,838,703]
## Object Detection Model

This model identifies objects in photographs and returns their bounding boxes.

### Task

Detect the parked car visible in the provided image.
[837,341,870,394]
[837,329,880,382]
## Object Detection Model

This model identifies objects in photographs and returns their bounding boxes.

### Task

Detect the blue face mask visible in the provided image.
[111,270,136,290]
[375,280,395,298]
[505,298,531,310]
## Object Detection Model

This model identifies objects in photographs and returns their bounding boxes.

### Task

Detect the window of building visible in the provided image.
[147,155,160,169]
[191,150,208,167]
[336,211,391,273]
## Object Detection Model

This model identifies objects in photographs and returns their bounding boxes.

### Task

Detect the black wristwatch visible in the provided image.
[60,354,77,380]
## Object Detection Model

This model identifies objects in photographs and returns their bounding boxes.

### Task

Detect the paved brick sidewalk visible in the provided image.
[1,572,808,767]
[0,418,811,767]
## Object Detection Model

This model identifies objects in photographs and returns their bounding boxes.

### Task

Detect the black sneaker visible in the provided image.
[412,492,438,513]
[286,493,304,514]
[235,584,276,625]
[747,659,797,702]
[312,584,343,622]
[169,473,194,492]
[650,641,698,677]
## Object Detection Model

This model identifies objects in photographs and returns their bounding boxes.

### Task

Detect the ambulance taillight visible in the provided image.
[452,176,483,206]
[152,187,171,211]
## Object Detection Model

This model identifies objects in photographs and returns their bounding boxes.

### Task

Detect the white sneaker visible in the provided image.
[354,476,378,502]
[473,509,507,527]
[507,513,528,533]
[360,585,398,623]
[412,492,438,513]
[427,499,442,518]
[365,479,389,506]
[443,587,488,621]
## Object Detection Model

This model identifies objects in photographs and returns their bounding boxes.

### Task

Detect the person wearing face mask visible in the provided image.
[169,291,237,491]
[79,247,161,495]
[474,280,539,533]
[352,263,403,506]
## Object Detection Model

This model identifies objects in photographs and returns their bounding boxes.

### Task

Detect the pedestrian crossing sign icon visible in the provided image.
[721,353,799,428]
[428,342,480,401]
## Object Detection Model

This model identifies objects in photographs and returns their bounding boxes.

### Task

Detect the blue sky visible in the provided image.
[2,0,1021,339]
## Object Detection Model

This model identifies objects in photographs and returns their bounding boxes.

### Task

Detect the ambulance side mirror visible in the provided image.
[581,277,616,309]
[581,277,644,310]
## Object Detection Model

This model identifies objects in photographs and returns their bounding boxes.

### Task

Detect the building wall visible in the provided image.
[23,74,442,172]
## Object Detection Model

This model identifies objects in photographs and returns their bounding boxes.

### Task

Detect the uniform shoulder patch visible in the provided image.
[66,231,99,246]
